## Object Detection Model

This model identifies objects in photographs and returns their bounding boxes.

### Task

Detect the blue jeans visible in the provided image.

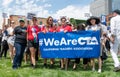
[12,43,26,69]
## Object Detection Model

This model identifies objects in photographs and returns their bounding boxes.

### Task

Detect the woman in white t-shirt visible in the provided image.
[86,16,107,73]
[7,21,15,63]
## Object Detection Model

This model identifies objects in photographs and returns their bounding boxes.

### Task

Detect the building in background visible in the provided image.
[9,15,26,27]
[90,0,120,17]
[0,12,3,29]
[3,15,47,28]
[90,0,120,26]
[37,17,47,25]
[112,0,120,11]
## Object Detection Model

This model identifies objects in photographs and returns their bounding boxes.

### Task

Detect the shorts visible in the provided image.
[7,36,15,46]
[28,40,38,48]
[24,46,30,54]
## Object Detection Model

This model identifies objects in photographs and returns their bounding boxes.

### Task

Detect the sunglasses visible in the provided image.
[49,19,53,21]
[33,20,37,21]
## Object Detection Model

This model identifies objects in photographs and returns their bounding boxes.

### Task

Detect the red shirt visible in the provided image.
[27,25,40,41]
[41,26,55,33]
[57,25,72,32]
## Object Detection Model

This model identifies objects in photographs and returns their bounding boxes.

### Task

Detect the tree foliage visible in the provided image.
[70,18,86,26]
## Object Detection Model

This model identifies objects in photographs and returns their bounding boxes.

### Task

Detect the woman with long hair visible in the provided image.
[42,16,55,68]
[7,21,15,63]
[27,17,40,68]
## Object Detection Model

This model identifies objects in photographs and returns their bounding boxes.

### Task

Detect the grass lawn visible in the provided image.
[0,55,120,77]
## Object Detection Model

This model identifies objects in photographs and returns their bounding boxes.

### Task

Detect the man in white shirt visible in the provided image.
[110,9,120,72]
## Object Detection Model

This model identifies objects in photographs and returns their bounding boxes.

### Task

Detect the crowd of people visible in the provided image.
[0,9,120,73]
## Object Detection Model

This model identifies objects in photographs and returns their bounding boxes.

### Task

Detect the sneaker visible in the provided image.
[12,67,18,70]
[73,64,77,70]
[43,63,47,67]
[50,64,54,68]
[18,65,21,68]
[72,67,76,70]
[32,65,36,69]
[11,60,13,64]
[12,66,18,70]
[92,68,95,71]
[114,66,120,72]
[83,65,87,70]
[98,69,101,73]
[60,67,64,70]
[31,64,33,67]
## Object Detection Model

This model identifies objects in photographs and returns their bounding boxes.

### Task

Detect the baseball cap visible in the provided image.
[19,20,25,23]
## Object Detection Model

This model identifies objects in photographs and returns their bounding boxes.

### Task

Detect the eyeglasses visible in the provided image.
[61,19,66,22]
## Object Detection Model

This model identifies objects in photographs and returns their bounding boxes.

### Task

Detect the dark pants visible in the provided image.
[12,43,26,68]
[0,43,1,52]
[35,47,39,61]
[0,40,9,58]
[74,58,80,64]
[83,58,90,65]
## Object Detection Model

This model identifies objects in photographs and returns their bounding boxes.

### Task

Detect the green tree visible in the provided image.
[70,18,77,26]
[70,18,86,26]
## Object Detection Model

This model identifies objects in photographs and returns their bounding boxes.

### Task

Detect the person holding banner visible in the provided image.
[72,24,84,70]
[109,9,120,72]
[72,23,90,70]
[27,17,40,68]
[86,16,107,73]
[42,16,55,68]
[57,17,72,32]
[56,17,72,69]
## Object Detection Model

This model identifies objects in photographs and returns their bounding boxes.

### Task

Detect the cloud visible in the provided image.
[18,0,29,4]
[15,0,32,5]
[1,0,91,20]
[53,5,91,20]
[43,3,52,8]
[40,0,48,3]
[5,0,50,16]
[2,0,13,6]
[37,10,50,18]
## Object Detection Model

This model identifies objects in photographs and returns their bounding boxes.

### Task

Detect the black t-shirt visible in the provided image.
[14,26,27,44]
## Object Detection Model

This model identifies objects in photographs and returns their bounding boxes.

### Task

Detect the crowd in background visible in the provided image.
[0,9,120,73]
